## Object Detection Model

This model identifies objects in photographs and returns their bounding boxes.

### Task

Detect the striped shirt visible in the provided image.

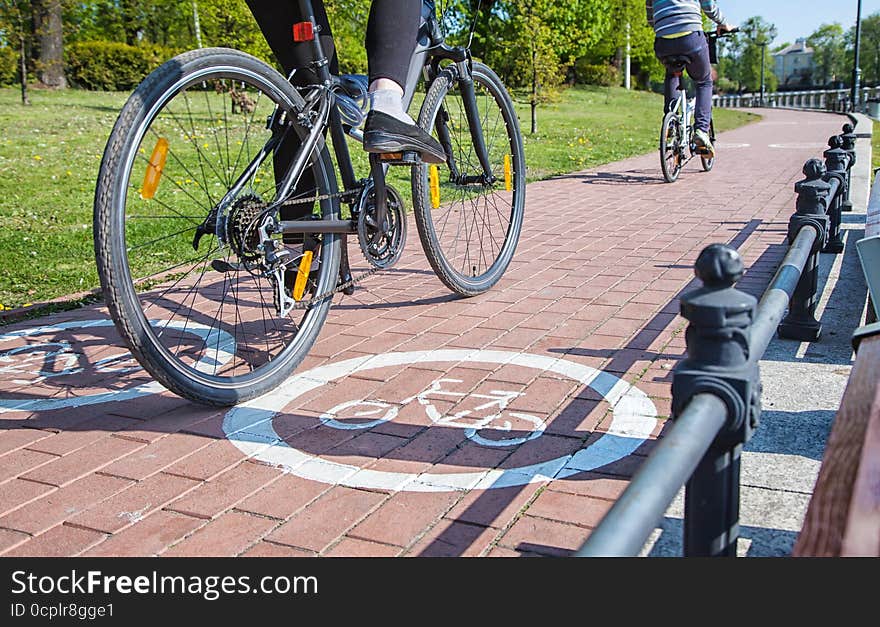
[645,0,726,38]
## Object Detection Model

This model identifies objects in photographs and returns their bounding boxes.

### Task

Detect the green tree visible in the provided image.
[735,16,779,93]
[0,0,33,103]
[854,12,880,85]
[808,22,847,87]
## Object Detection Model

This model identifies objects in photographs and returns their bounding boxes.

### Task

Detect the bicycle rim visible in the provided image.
[413,62,525,296]
[94,49,340,405]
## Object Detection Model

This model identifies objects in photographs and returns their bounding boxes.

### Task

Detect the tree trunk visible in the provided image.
[19,34,29,105]
[31,0,66,89]
[531,48,538,134]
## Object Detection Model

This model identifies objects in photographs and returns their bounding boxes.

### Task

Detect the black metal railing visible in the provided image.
[575,120,859,557]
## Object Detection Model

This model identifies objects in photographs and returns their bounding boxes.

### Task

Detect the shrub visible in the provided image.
[0,46,17,87]
[65,41,177,91]
[574,61,621,87]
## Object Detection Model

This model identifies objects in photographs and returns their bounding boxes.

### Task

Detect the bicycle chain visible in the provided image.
[272,188,386,311]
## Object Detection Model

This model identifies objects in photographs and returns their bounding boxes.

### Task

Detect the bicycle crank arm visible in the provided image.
[277,219,356,234]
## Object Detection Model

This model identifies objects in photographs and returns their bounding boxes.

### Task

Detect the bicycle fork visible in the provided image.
[434,62,496,185]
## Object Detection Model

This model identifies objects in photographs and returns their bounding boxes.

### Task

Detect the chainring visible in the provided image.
[357,182,407,269]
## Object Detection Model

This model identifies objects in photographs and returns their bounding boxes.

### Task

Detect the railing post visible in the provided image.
[823,136,848,254]
[672,244,760,557]
[840,123,858,213]
[778,159,832,341]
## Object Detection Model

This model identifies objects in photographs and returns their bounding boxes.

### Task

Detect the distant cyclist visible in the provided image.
[646,0,735,158]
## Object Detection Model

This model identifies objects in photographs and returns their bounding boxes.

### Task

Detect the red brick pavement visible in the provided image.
[0,108,847,557]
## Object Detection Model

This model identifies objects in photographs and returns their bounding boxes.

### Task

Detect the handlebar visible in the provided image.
[705,27,739,40]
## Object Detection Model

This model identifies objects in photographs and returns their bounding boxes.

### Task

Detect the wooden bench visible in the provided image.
[793,321,880,556]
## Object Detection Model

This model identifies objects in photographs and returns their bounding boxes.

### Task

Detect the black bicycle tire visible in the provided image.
[412,62,526,297]
[660,111,683,183]
[93,48,340,406]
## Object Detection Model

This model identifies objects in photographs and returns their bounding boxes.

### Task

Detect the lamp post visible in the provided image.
[852,0,863,111]
[748,24,770,107]
[759,41,767,106]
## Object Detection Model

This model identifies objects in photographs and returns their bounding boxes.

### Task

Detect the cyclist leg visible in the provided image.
[683,35,713,135]
[363,0,444,162]
[245,0,339,246]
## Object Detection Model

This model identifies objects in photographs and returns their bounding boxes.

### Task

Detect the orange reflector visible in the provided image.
[293,21,315,42]
[503,154,512,192]
[293,250,314,301]
[429,165,440,209]
[141,138,169,199]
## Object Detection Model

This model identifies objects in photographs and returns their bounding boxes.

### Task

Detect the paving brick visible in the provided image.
[0,448,58,484]
[25,415,142,455]
[267,487,386,552]
[445,484,542,529]
[69,473,200,533]
[0,473,132,535]
[166,461,281,520]
[547,472,629,501]
[163,439,246,481]
[83,510,205,557]
[22,436,143,487]
[0,479,56,517]
[101,432,212,480]
[496,515,588,557]
[0,428,52,456]
[4,524,106,557]
[325,537,401,557]
[236,475,329,520]
[240,541,314,557]
[163,510,277,557]
[407,520,500,557]
[349,491,460,547]
[526,487,613,528]
[0,528,28,554]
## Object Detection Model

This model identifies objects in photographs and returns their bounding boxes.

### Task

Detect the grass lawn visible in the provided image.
[0,84,757,310]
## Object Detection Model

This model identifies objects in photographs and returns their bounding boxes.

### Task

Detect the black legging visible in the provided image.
[245,0,421,87]
[245,0,422,224]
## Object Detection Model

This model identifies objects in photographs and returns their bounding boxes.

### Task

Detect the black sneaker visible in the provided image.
[363,110,446,164]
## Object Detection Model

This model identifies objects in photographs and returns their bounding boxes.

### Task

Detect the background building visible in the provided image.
[773,39,814,88]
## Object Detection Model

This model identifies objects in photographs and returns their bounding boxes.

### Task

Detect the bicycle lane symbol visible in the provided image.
[320,378,547,448]
[0,319,236,413]
[223,349,659,492]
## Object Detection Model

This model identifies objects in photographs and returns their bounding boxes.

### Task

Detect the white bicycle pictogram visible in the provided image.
[0,319,236,413]
[319,378,546,447]
[0,342,139,383]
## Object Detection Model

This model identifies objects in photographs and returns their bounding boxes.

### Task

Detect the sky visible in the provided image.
[721,0,880,45]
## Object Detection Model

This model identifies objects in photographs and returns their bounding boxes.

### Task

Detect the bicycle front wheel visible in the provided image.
[94,48,341,406]
[660,111,683,183]
[413,62,526,296]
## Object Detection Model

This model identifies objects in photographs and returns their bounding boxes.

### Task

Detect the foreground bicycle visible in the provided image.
[93,0,525,405]
[659,28,738,183]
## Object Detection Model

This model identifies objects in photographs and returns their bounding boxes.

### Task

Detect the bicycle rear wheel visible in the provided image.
[660,111,683,183]
[701,119,716,172]
[412,62,525,296]
[94,48,340,406]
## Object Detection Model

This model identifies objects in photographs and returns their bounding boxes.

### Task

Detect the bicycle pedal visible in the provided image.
[378,151,422,165]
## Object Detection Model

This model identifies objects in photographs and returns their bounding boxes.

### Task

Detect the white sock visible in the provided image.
[370,89,415,125]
